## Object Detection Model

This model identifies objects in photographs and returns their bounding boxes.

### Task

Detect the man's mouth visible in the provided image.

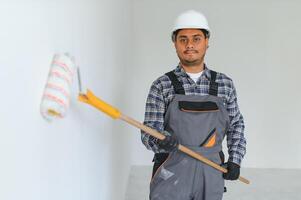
[184,50,198,54]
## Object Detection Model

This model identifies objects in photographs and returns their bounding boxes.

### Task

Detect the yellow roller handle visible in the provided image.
[78,89,121,119]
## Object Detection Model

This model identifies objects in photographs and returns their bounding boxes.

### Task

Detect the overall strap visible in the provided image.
[209,70,218,96]
[165,71,185,95]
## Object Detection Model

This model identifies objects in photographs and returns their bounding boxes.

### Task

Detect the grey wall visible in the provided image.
[125,0,301,169]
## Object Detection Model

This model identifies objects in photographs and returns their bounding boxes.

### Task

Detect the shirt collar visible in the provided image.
[174,63,211,80]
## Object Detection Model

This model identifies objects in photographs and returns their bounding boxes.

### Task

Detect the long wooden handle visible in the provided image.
[120,114,250,185]
[78,90,250,184]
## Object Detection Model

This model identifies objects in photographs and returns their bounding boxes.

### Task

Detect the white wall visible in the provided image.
[126,0,301,169]
[0,0,131,200]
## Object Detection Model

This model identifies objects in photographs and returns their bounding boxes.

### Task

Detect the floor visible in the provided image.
[125,166,301,200]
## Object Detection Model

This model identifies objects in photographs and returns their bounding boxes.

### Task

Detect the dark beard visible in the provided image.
[180,57,204,67]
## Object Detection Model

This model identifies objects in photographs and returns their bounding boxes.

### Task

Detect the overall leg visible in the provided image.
[150,153,194,200]
[195,155,224,200]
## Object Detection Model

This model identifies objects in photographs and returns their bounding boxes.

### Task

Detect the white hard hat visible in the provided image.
[172,10,210,40]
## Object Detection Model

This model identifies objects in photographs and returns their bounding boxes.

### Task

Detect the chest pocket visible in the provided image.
[178,100,220,148]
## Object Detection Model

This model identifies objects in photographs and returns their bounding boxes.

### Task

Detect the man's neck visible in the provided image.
[181,63,204,73]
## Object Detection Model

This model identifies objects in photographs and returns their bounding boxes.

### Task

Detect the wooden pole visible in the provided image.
[78,91,250,185]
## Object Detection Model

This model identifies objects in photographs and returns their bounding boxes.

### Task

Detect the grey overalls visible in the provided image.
[150,70,230,200]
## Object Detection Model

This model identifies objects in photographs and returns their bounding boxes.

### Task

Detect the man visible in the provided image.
[141,10,246,200]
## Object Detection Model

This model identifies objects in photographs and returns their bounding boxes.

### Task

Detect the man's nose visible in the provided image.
[186,39,194,49]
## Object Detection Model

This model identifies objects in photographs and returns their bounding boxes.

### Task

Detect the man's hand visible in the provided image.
[223,162,240,180]
[157,134,179,152]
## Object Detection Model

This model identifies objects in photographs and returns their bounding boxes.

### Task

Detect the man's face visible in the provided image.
[174,29,209,67]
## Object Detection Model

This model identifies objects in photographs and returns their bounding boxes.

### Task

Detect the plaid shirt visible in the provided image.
[141,64,246,165]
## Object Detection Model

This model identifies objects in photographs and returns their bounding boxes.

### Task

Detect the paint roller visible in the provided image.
[40,53,78,121]
[40,54,250,184]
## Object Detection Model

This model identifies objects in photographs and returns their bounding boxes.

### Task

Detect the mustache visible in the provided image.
[184,50,198,54]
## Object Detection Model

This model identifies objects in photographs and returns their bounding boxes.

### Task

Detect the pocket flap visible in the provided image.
[179,101,219,112]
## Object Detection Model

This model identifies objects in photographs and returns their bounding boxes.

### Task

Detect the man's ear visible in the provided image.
[206,38,209,49]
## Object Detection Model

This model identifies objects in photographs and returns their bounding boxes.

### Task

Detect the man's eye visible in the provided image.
[180,38,187,43]
[194,37,201,42]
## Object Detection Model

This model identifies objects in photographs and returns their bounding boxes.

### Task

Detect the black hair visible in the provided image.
[172,29,210,42]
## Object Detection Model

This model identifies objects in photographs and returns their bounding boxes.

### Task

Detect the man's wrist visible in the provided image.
[228,156,242,166]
